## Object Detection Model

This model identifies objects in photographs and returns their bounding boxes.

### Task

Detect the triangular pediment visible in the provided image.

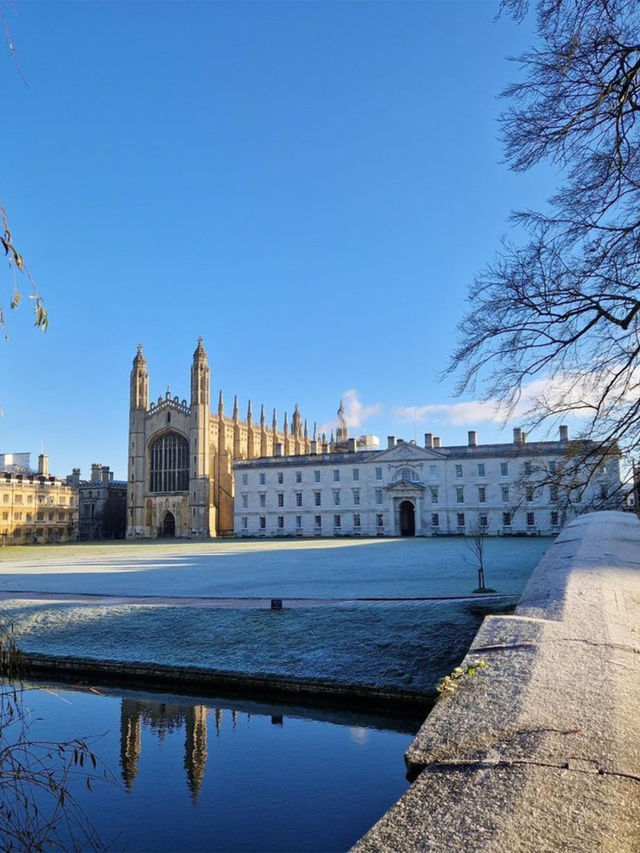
[385,479,425,492]
[374,442,444,462]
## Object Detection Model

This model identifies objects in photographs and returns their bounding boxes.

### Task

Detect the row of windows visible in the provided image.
[240,488,386,508]
[2,493,72,505]
[1,510,68,521]
[443,511,560,529]
[240,459,561,489]
[240,484,567,509]
[243,513,386,531]
[243,467,384,487]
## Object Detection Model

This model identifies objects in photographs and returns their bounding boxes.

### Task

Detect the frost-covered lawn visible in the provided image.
[0,536,551,598]
[2,600,486,693]
[0,537,552,692]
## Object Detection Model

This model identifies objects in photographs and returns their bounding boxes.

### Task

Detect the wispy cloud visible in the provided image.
[394,372,619,428]
[318,389,382,435]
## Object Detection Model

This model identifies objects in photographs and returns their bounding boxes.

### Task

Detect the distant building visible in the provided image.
[67,464,127,540]
[0,453,78,544]
[233,426,623,538]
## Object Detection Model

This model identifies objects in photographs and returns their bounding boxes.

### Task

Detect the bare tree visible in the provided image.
[464,521,496,593]
[449,0,640,485]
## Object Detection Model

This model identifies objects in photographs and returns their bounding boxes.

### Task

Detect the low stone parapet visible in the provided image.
[354,511,640,852]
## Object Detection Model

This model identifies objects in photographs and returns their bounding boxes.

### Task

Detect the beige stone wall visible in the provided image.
[0,474,78,544]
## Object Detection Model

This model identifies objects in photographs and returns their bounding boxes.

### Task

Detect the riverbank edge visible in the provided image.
[353,510,640,852]
[19,651,433,715]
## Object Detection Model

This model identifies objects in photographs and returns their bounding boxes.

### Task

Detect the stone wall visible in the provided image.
[354,510,640,852]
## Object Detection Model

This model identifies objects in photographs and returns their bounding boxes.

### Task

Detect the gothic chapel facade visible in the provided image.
[127,339,312,538]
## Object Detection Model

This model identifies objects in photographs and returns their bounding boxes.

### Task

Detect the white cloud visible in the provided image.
[318,389,382,436]
[394,371,625,428]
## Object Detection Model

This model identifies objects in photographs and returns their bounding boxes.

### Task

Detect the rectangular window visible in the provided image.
[14,494,22,504]
[241,473,248,486]
[277,493,284,507]
[278,516,284,529]
[295,471,302,483]
[333,490,340,506]
[479,513,488,528]
[242,516,248,530]
[550,485,558,503]
[429,464,437,477]
[27,495,33,504]
[352,469,359,481]
[456,487,464,503]
[477,463,485,477]
[526,488,534,502]
[14,511,22,520]
[314,515,322,528]
[375,467,382,480]
[259,473,266,485]
[503,512,511,526]
[551,511,559,527]
[334,514,341,528]
[455,464,463,478]
[431,513,439,527]
[241,493,248,508]
[457,512,465,527]
[376,513,384,527]
[353,489,360,505]
[502,485,509,502]
[478,486,486,503]
[296,515,302,529]
[277,472,284,484]
[353,513,360,528]
[259,493,266,508]
[524,461,532,475]
[500,462,508,477]
[375,489,383,505]
[527,511,535,527]
[314,470,320,483]
[333,469,340,482]
[314,491,321,506]
[259,516,266,529]
[296,492,302,507]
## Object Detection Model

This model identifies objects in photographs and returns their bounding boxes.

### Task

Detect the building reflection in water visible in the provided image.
[120,699,210,799]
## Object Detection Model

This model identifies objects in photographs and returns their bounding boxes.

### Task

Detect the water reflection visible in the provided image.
[120,699,208,798]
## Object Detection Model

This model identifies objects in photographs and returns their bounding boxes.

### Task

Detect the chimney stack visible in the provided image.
[424,433,433,449]
[275,443,283,457]
[91,463,102,482]
[559,425,569,442]
[468,430,477,448]
[433,436,441,448]
[348,438,356,452]
[387,436,395,449]
[513,427,522,445]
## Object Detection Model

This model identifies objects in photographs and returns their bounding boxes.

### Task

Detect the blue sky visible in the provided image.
[0,0,557,479]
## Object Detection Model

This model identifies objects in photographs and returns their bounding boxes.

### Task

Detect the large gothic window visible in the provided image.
[149,432,189,492]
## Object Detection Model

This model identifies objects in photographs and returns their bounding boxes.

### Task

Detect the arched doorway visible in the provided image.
[399,501,415,537]
[160,511,176,538]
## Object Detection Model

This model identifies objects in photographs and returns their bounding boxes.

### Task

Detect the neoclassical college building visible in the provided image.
[233,427,622,538]
[126,339,314,538]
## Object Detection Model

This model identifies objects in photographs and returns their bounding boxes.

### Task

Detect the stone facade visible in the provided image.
[126,339,314,538]
[0,454,78,544]
[68,464,127,540]
[233,427,622,538]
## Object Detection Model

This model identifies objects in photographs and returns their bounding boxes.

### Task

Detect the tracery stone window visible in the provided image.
[149,432,189,492]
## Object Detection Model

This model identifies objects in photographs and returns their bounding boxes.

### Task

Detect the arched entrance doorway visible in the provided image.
[160,511,176,538]
[399,500,415,537]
